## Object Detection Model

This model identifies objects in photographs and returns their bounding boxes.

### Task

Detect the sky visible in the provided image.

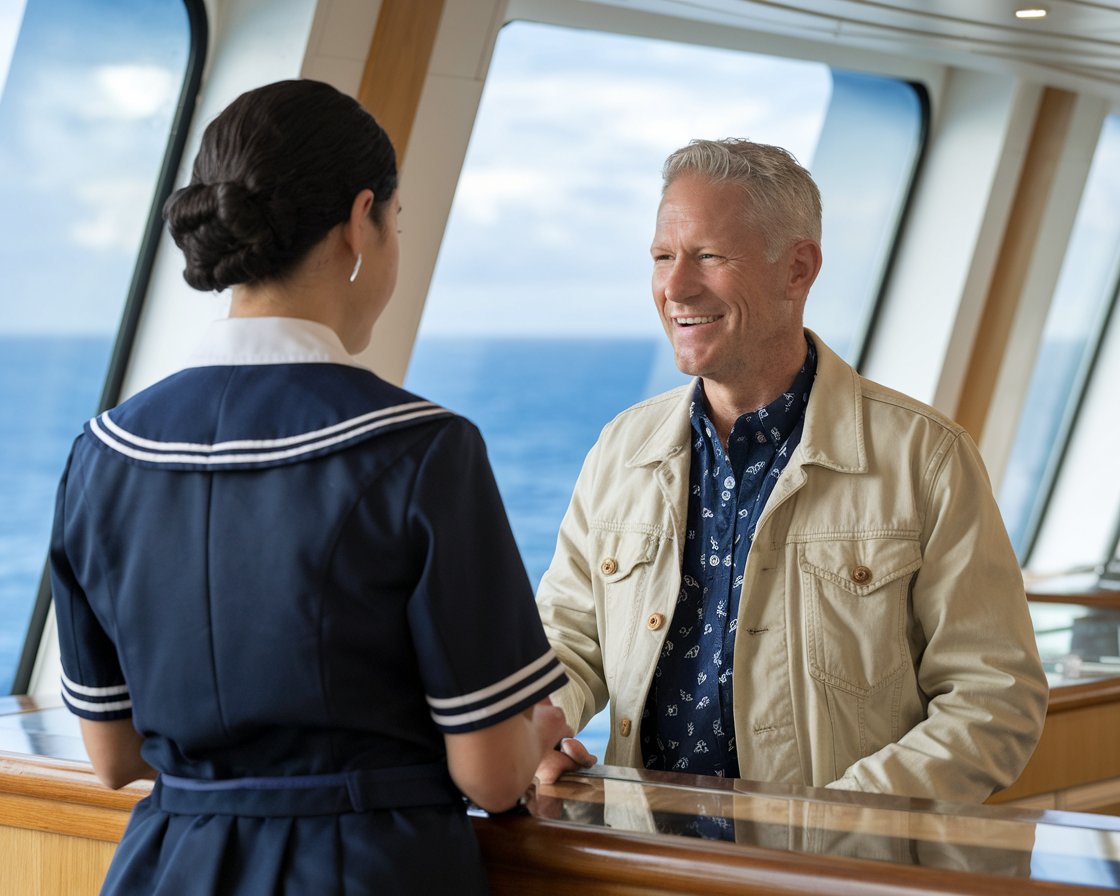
[418,21,831,339]
[2,8,1106,345]
[0,0,186,335]
[0,11,834,339]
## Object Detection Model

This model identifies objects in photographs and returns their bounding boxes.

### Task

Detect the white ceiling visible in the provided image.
[594,0,1120,100]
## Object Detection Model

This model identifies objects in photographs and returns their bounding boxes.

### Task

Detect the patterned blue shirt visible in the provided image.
[640,337,817,778]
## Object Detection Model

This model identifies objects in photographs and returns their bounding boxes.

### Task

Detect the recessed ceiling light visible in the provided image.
[1015,7,1047,18]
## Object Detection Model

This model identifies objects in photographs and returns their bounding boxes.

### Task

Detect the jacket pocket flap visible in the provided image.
[799,536,921,595]
[591,526,660,583]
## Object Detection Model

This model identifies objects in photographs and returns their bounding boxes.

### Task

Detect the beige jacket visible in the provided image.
[537,332,1048,803]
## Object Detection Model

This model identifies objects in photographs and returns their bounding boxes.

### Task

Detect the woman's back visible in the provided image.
[52,79,571,894]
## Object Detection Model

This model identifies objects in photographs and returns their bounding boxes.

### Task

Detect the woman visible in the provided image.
[49,79,570,894]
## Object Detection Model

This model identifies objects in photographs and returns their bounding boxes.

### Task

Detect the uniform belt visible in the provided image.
[153,762,462,817]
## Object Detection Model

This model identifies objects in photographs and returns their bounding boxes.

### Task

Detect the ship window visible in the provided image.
[1000,113,1120,578]
[404,20,926,757]
[0,0,204,693]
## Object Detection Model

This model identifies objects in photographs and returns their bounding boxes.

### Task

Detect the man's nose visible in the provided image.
[659,259,699,303]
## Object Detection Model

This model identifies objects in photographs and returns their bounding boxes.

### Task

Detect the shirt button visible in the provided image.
[619,718,632,737]
[600,557,618,575]
[646,612,666,630]
[851,565,872,584]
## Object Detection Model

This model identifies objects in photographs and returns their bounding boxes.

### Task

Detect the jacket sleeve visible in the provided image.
[536,438,611,736]
[828,429,1049,802]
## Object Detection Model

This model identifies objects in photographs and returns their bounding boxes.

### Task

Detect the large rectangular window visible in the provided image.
[999,114,1120,577]
[0,0,198,692]
[405,19,925,757]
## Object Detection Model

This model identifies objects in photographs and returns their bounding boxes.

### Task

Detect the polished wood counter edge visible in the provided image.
[1046,676,1120,711]
[0,749,149,844]
[0,749,150,811]
[481,768,1120,896]
[3,751,1117,896]
[476,812,1103,896]
[1027,588,1120,610]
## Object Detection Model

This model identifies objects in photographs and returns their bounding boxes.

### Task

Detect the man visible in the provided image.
[534,138,1048,803]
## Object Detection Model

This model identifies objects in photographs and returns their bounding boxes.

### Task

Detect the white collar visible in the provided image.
[182,317,366,370]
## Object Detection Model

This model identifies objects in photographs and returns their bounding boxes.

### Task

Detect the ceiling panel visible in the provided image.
[591,0,1120,99]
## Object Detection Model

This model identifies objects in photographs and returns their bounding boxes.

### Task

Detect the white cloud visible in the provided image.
[70,177,151,251]
[453,166,570,227]
[88,64,178,120]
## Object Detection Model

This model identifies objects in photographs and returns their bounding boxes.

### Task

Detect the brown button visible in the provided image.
[619,718,632,737]
[600,557,618,576]
[647,612,666,631]
[851,565,872,584]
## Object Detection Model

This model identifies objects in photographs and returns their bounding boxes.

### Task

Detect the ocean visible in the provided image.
[0,335,113,694]
[1,334,678,756]
[408,336,681,759]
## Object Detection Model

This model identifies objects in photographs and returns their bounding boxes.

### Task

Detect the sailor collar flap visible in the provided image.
[85,364,452,471]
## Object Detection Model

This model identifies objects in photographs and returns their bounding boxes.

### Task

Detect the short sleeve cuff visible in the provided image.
[426,649,568,734]
[61,672,133,721]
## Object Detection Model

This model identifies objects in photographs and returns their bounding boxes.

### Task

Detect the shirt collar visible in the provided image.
[690,336,817,446]
[182,316,366,370]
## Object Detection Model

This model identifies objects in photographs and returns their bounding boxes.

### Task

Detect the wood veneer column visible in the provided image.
[357,0,446,165]
[954,87,1076,441]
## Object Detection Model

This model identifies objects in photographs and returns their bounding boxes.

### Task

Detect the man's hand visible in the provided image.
[533,736,597,785]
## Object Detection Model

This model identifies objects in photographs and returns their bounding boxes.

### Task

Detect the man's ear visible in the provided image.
[787,238,823,300]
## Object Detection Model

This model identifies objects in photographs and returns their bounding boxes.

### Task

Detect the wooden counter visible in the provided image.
[987,599,1120,813]
[3,696,1120,895]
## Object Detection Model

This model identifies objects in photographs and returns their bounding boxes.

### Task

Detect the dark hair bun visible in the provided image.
[163,182,297,292]
[163,80,397,293]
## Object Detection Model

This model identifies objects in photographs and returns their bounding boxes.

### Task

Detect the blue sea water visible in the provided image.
[1,334,677,757]
[0,335,113,693]
[407,336,680,760]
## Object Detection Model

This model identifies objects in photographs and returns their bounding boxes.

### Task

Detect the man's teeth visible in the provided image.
[677,316,718,325]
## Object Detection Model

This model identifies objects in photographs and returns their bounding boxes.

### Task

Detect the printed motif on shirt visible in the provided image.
[640,339,817,777]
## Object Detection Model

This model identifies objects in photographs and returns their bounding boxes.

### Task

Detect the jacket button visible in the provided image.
[851,565,872,584]
[619,718,632,737]
[600,557,618,575]
[647,612,665,630]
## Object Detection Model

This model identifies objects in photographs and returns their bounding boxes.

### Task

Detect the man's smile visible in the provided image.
[674,315,722,326]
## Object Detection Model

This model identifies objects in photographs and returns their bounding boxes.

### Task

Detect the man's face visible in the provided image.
[651,174,803,393]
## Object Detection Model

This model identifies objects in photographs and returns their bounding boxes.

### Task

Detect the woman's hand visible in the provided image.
[445,698,573,813]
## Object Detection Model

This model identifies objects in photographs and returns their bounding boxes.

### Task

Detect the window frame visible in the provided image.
[1018,281,1120,566]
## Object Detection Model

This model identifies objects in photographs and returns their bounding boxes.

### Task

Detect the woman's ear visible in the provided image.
[342,188,376,256]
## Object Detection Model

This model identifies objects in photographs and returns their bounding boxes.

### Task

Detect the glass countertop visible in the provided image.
[528,765,1120,891]
[1029,601,1120,687]
[4,696,1120,890]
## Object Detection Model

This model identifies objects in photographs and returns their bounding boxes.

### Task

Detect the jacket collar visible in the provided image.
[797,329,867,474]
[626,386,694,468]
[625,329,866,474]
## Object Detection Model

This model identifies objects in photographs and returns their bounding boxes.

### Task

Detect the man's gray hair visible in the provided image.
[662,138,822,261]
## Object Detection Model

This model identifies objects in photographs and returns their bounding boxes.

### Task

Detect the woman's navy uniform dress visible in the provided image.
[49,317,567,894]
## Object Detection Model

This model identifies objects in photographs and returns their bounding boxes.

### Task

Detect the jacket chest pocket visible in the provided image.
[800,536,921,695]
[594,529,660,596]
[591,526,663,672]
